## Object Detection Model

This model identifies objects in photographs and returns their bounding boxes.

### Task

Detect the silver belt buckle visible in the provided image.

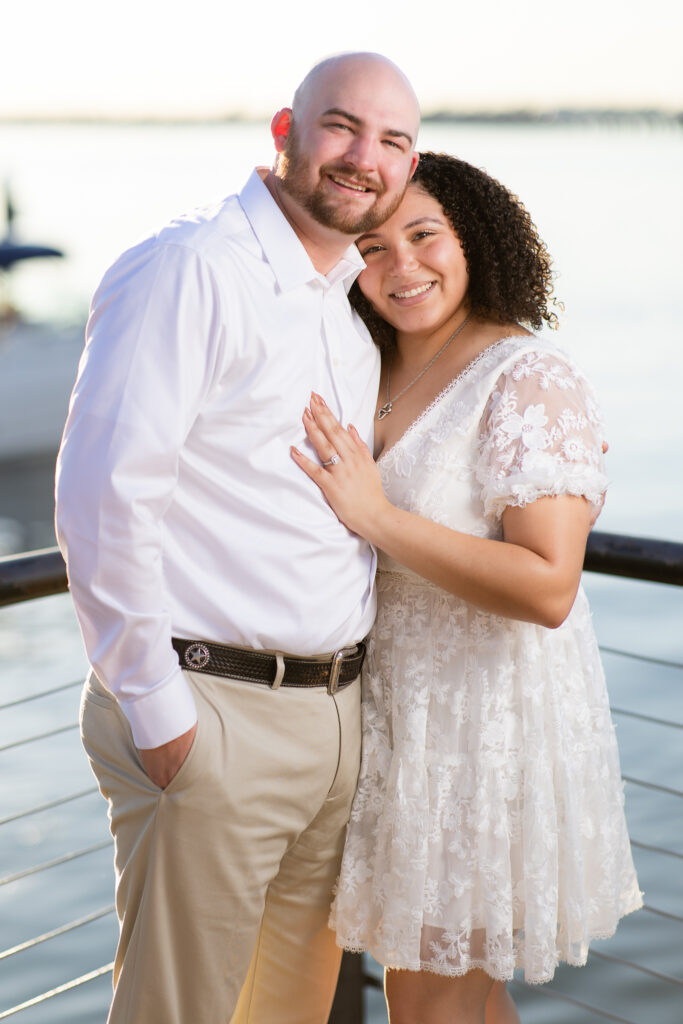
[327,649,345,694]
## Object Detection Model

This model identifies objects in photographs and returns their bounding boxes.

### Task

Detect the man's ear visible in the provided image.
[408,151,419,181]
[271,108,293,153]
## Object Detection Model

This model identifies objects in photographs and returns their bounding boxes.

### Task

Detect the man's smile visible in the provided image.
[326,173,375,195]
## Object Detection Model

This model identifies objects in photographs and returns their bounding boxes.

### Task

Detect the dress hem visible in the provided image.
[334,894,644,986]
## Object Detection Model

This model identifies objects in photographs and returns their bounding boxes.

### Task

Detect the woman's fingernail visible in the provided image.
[312,392,326,407]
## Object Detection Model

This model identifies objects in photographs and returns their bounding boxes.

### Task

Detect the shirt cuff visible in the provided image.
[118,667,198,748]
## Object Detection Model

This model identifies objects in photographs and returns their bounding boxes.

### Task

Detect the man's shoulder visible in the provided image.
[154,193,254,260]
[94,193,260,306]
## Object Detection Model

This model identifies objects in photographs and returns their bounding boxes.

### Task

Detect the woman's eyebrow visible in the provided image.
[402,217,445,229]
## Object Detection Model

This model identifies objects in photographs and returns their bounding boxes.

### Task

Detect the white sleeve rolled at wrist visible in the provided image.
[119,666,198,749]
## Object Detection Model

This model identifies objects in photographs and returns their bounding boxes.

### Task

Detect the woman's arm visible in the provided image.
[292,394,592,628]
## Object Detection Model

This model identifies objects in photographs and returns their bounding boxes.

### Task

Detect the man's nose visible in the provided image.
[343,134,377,173]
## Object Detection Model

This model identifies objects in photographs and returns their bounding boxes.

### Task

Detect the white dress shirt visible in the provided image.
[56,169,380,749]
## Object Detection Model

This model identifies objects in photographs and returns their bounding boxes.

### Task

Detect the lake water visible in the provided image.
[0,121,681,1022]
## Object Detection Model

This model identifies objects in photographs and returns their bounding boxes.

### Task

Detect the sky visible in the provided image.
[3,0,681,119]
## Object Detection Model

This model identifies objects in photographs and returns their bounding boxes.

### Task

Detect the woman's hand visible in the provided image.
[290,393,392,541]
[291,395,593,629]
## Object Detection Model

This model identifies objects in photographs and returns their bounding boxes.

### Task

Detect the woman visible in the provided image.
[291,153,641,1023]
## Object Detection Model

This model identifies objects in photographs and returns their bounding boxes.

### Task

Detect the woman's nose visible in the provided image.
[388,245,419,274]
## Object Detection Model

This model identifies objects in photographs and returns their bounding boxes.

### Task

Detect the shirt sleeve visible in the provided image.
[55,239,224,748]
[475,348,608,523]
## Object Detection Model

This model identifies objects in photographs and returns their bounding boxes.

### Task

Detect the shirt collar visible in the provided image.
[238,169,365,293]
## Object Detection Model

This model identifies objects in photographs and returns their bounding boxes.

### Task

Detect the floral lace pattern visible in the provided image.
[477,349,608,522]
[330,338,641,983]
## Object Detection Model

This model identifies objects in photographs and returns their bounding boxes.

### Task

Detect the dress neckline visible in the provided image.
[376,335,531,467]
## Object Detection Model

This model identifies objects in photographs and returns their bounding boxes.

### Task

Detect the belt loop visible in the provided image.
[271,653,285,689]
[327,649,345,695]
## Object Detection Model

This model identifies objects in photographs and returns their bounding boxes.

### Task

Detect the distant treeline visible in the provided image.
[425,108,682,126]
[1,109,681,127]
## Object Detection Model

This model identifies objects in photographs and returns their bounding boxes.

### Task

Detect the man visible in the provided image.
[56,52,419,1024]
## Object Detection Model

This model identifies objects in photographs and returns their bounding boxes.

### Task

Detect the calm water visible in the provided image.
[1,121,682,1022]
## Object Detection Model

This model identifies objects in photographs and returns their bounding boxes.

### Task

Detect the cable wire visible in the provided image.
[0,788,98,828]
[0,962,114,1020]
[0,906,115,961]
[0,840,113,888]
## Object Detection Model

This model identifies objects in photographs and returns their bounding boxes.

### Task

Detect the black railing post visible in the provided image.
[329,951,365,1023]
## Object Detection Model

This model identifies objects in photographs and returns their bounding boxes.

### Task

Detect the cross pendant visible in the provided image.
[377,402,392,420]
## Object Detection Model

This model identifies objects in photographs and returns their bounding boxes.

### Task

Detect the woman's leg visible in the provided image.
[385,967,495,1024]
[485,982,520,1024]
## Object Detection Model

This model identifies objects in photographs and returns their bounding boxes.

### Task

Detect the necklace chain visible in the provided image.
[377,312,472,420]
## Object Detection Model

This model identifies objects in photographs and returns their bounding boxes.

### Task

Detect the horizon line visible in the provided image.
[1,107,681,127]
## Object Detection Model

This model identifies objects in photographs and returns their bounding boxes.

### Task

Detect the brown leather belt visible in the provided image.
[172,637,365,694]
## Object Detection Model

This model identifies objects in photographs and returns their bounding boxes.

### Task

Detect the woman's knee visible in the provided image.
[385,967,494,1024]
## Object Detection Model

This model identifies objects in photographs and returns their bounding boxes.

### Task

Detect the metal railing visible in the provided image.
[1,532,682,1023]
[2,531,682,610]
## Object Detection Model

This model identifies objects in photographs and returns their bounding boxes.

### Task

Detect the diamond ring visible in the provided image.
[322,454,340,467]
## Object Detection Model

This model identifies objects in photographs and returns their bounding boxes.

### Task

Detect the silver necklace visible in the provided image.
[377,312,472,420]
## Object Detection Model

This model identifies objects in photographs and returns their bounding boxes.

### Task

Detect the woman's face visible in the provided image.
[356,184,469,338]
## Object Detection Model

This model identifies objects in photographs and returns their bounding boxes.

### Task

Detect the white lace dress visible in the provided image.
[331,336,642,984]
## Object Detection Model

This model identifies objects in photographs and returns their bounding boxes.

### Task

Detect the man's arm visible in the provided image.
[56,239,222,760]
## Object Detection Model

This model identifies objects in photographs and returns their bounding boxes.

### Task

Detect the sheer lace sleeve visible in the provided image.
[476,348,608,522]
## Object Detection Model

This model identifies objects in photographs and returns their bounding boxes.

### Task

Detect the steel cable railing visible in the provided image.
[629,839,683,860]
[622,775,683,799]
[0,723,79,754]
[510,935,683,1024]
[1,537,682,1024]
[0,964,115,1022]
[0,788,99,828]
[611,706,683,730]
[0,841,113,889]
[598,646,683,671]
[0,679,82,711]
[588,949,683,989]
[507,981,641,1024]
[0,907,115,962]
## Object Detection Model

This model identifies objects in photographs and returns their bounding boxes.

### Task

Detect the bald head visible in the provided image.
[268,52,420,251]
[292,52,420,143]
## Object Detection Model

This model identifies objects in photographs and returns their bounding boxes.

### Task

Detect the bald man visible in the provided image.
[56,53,419,1024]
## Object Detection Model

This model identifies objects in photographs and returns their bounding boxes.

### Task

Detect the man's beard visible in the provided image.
[278,123,405,235]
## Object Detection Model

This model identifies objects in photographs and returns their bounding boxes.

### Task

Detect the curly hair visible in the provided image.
[350,151,559,352]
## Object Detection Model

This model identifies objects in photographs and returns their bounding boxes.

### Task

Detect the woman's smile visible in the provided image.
[389,280,437,302]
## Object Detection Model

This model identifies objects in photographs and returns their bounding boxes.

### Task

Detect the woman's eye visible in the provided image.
[360,244,385,257]
[413,230,435,242]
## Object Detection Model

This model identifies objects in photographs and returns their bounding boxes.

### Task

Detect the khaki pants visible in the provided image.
[80,666,361,1024]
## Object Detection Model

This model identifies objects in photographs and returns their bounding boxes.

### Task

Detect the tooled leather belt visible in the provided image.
[172,637,365,694]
